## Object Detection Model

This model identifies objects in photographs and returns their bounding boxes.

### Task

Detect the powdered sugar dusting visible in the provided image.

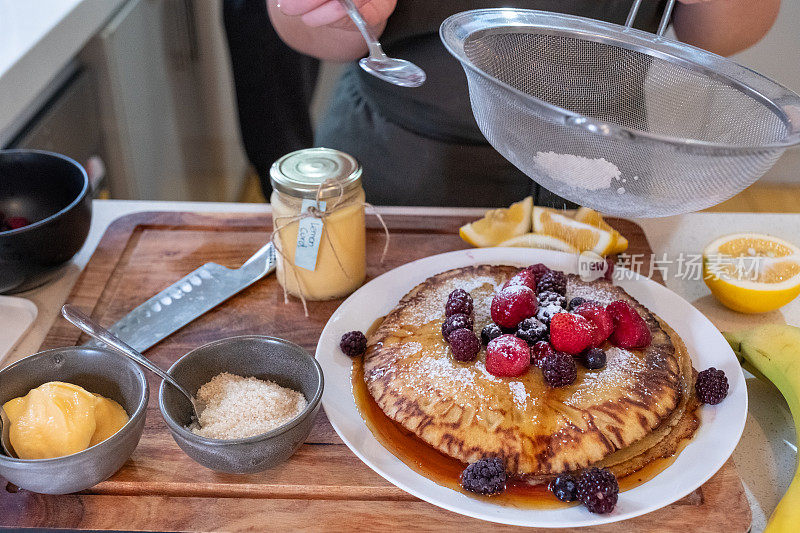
[534,151,621,191]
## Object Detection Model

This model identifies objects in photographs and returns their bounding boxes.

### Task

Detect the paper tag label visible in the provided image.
[294,199,326,271]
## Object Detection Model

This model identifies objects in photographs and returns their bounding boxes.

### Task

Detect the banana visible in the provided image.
[723,324,800,533]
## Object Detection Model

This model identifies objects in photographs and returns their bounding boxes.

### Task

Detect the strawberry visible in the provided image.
[573,303,614,346]
[606,300,652,349]
[486,334,531,377]
[5,216,30,230]
[503,269,538,291]
[549,313,595,355]
[491,285,538,329]
[531,340,554,367]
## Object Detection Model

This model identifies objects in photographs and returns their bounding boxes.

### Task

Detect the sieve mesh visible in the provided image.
[441,10,800,217]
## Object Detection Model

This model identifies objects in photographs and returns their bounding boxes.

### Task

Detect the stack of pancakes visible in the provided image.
[363,265,698,481]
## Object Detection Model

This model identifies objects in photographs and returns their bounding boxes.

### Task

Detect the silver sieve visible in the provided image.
[440,1,800,217]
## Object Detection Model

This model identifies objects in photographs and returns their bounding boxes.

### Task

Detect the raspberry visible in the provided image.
[567,297,587,311]
[537,270,567,295]
[339,331,367,357]
[486,335,531,377]
[606,300,652,349]
[549,474,578,502]
[5,216,30,230]
[442,313,474,342]
[503,269,538,291]
[527,263,551,286]
[550,313,595,355]
[573,302,614,346]
[515,317,548,345]
[695,367,729,405]
[604,257,615,281]
[490,285,538,329]
[576,467,619,514]
[582,347,607,370]
[461,457,507,495]
[531,341,554,367]
[446,289,474,317]
[481,323,503,345]
[541,350,577,387]
[449,329,481,362]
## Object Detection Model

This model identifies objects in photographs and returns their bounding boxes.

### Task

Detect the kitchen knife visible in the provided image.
[84,242,276,353]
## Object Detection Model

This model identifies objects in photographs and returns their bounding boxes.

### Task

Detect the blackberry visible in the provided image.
[695,367,729,405]
[536,290,566,326]
[446,289,474,317]
[541,351,577,387]
[568,297,587,311]
[449,329,481,362]
[515,317,548,345]
[339,331,367,357]
[576,467,619,514]
[549,474,578,502]
[538,270,567,295]
[460,457,507,495]
[481,323,503,345]
[442,313,474,342]
[539,290,567,309]
[582,347,607,370]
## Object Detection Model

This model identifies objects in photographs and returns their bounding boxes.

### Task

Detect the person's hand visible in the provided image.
[275,0,396,30]
[676,0,713,3]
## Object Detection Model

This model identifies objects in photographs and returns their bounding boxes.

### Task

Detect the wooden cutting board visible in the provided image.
[0,210,751,532]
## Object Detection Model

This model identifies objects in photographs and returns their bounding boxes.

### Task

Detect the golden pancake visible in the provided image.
[364,265,685,476]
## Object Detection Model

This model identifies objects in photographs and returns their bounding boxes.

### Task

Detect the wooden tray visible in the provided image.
[0,211,751,532]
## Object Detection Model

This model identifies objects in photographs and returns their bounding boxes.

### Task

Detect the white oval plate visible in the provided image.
[316,248,747,528]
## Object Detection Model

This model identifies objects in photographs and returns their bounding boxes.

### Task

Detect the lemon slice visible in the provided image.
[532,206,616,255]
[459,196,533,247]
[574,207,628,254]
[703,233,800,313]
[498,233,580,253]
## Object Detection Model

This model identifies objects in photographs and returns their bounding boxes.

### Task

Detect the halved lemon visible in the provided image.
[459,196,532,247]
[703,233,800,313]
[574,207,628,254]
[532,207,616,255]
[498,233,580,253]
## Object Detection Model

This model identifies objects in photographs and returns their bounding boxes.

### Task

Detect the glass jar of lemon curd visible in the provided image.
[270,148,366,301]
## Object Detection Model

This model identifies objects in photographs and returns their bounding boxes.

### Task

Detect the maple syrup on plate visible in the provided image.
[351,350,693,509]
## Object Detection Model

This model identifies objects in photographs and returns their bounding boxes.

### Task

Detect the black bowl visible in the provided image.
[0,149,92,293]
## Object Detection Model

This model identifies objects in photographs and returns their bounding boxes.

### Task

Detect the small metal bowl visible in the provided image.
[0,347,149,494]
[158,336,323,474]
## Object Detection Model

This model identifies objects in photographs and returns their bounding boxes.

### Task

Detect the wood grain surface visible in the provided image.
[0,210,751,532]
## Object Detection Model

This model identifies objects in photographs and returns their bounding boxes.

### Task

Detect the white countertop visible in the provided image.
[5,199,798,532]
[0,0,125,140]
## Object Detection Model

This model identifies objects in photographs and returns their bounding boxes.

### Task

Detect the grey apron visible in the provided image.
[316,0,666,207]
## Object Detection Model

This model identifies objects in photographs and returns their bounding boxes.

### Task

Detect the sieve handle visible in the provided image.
[625,0,677,37]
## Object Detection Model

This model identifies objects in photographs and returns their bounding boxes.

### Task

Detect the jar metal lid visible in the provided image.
[270,147,362,200]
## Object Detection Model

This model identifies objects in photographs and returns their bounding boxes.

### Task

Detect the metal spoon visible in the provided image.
[61,304,204,426]
[0,406,17,458]
[339,0,426,87]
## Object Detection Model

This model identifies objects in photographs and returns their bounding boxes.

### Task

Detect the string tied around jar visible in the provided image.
[270,178,390,316]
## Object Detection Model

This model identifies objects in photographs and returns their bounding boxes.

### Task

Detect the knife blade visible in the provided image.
[84,242,276,353]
